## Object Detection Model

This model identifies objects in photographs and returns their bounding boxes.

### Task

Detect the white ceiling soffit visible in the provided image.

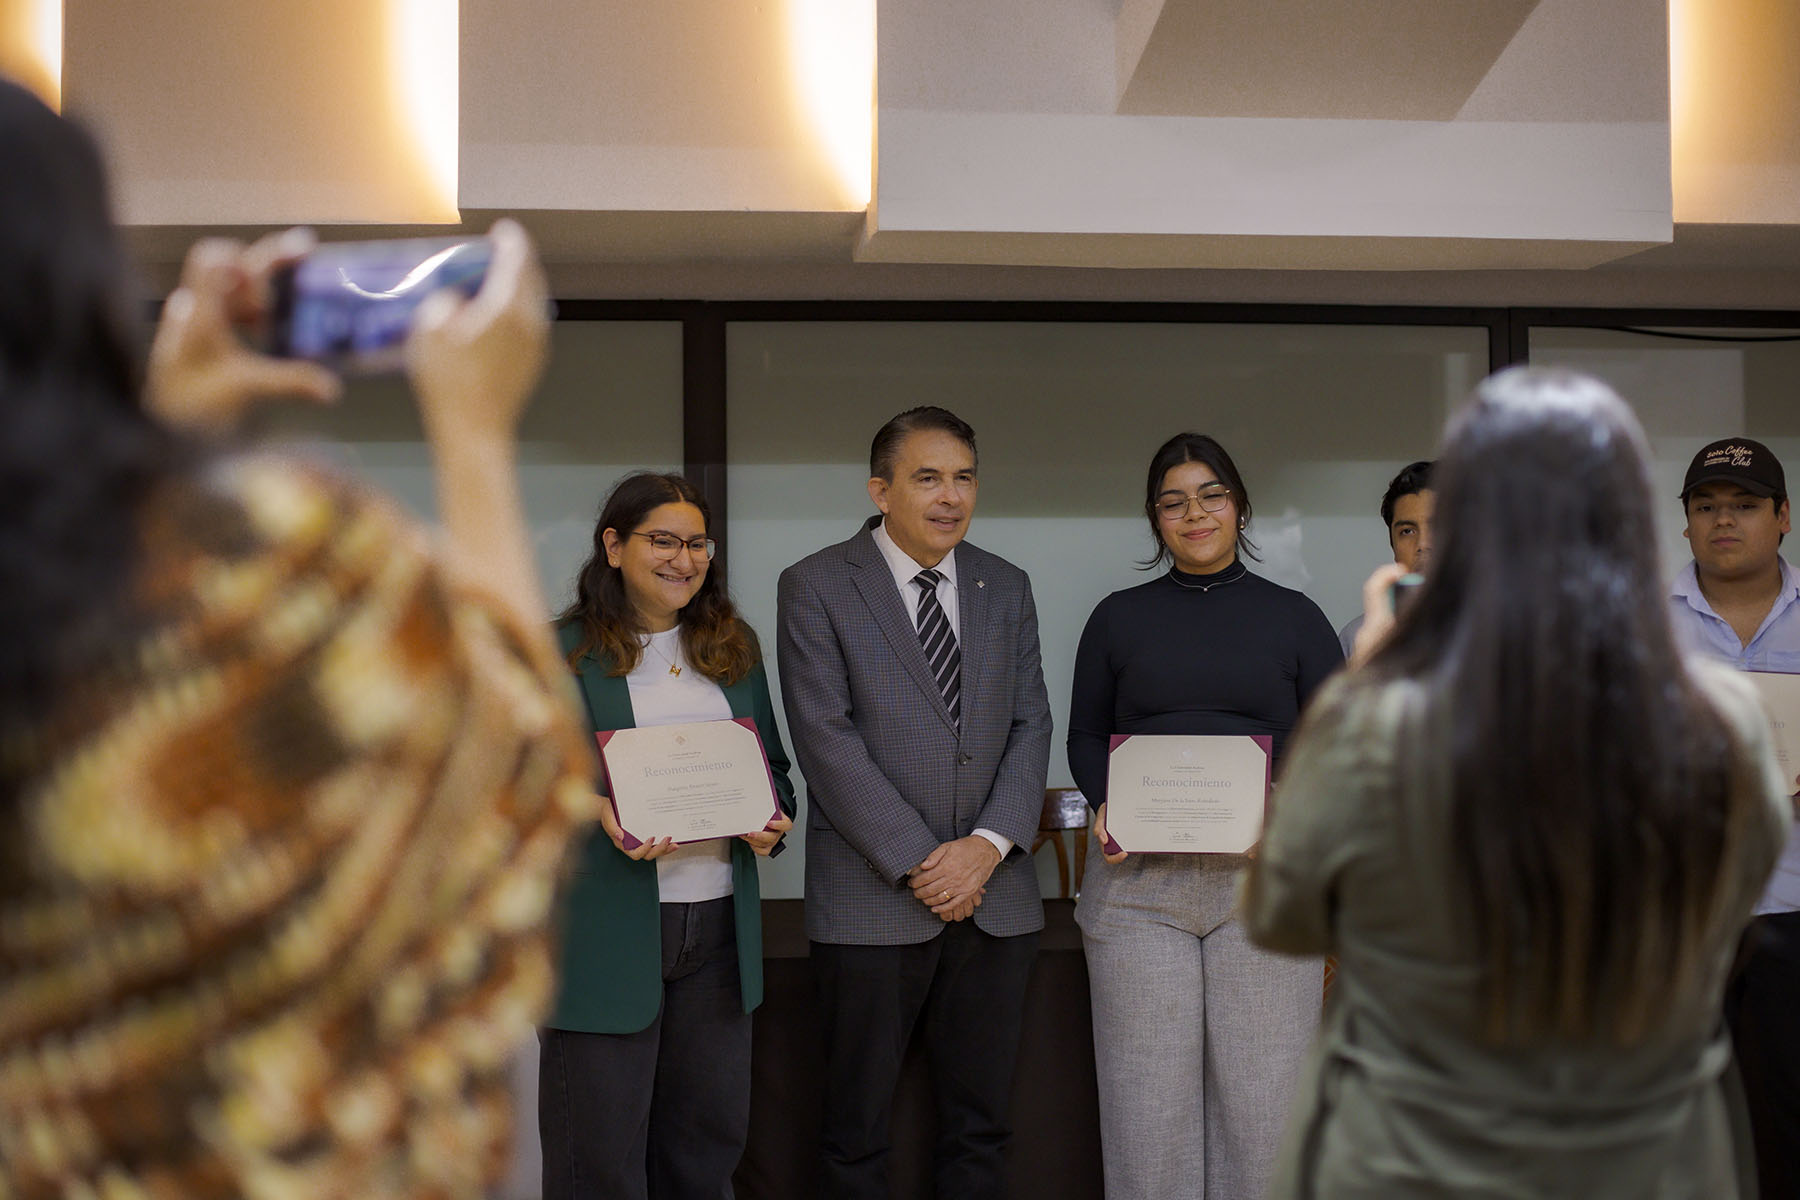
[854,231,1660,272]
[862,0,1669,271]
[1116,0,1543,119]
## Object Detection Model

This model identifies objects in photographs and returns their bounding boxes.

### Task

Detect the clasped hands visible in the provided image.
[594,795,793,860]
[909,836,1000,923]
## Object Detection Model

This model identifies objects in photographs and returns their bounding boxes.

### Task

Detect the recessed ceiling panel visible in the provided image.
[1118,0,1540,120]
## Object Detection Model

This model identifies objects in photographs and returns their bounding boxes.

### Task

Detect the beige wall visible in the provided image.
[4,0,1789,293]
[1672,0,1800,224]
[460,0,863,214]
[0,0,58,105]
[63,0,455,223]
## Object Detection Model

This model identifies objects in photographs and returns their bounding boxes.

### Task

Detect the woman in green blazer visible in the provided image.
[540,472,796,1200]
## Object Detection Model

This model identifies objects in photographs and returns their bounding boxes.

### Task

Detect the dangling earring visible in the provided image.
[1238,518,1246,529]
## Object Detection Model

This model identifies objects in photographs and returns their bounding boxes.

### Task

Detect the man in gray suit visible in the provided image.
[778,406,1052,1199]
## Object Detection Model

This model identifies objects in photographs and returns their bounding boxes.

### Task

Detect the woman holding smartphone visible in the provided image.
[540,472,795,1200]
[1243,370,1791,1198]
[0,79,593,1197]
[1068,432,1343,1200]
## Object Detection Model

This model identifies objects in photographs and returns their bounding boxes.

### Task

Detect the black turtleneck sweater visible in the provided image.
[1066,560,1344,808]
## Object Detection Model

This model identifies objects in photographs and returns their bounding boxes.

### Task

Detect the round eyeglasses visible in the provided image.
[1155,488,1233,520]
[631,531,717,561]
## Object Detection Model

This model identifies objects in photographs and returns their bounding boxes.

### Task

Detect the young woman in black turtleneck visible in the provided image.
[1069,432,1342,1200]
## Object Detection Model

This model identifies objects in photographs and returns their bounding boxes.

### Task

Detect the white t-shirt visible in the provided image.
[625,628,736,902]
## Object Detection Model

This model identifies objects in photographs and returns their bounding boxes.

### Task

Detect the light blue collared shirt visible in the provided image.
[1669,557,1800,913]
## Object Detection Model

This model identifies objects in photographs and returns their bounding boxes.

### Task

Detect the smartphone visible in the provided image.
[268,236,491,374]
[1388,572,1425,614]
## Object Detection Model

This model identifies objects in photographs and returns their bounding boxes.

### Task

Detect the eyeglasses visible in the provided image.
[1155,488,1233,520]
[631,531,717,561]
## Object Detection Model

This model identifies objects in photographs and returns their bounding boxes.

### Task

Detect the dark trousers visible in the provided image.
[1727,910,1800,1200]
[811,921,1040,1200]
[539,897,751,1200]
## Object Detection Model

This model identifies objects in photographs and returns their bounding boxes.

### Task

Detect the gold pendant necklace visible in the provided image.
[646,636,683,677]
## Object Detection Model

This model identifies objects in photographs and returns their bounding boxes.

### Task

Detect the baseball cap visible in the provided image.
[1680,438,1786,500]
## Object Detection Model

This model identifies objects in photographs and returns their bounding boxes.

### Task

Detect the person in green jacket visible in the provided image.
[540,471,796,1200]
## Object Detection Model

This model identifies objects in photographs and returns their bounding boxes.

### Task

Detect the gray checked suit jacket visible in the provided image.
[777,518,1052,945]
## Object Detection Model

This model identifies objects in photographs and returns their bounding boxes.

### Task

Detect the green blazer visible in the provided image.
[547,622,797,1034]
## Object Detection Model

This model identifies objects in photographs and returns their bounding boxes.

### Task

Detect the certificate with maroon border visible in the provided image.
[1102,734,1272,854]
[595,718,783,850]
[1745,670,1800,782]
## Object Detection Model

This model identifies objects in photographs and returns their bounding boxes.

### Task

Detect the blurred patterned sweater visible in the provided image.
[0,456,594,1200]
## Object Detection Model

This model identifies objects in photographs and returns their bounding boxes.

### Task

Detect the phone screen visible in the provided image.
[269,236,491,374]
[1388,572,1425,615]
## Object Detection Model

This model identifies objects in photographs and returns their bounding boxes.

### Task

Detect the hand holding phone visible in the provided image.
[404,219,551,448]
[147,229,343,432]
[268,236,493,375]
[403,219,554,634]
[1388,572,1425,615]
[1348,563,1411,669]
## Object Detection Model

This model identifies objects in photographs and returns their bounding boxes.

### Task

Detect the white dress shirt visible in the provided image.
[871,519,1015,861]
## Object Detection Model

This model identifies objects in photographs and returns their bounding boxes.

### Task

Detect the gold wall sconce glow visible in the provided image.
[387,0,459,221]
[785,0,876,210]
[0,0,63,108]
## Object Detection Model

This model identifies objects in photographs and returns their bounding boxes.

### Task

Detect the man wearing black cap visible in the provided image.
[1669,436,1800,1199]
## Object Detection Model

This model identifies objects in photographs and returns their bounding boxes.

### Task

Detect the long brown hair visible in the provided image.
[560,473,758,685]
[1365,368,1749,1046]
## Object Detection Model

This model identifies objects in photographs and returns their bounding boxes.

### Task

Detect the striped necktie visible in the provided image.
[912,569,961,727]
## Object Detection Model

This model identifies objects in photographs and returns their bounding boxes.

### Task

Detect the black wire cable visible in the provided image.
[1588,326,1800,344]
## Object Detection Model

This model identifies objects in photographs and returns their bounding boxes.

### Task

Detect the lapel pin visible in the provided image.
[976,579,985,589]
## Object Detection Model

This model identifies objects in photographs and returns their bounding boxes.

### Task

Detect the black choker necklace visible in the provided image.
[1168,561,1247,592]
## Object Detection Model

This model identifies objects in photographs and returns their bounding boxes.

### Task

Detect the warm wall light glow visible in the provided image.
[1667,0,1800,223]
[1667,0,1694,176]
[388,0,459,221]
[786,0,875,209]
[0,0,63,107]
[27,0,59,106]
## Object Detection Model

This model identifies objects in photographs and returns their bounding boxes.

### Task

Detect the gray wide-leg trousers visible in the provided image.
[1077,853,1320,1200]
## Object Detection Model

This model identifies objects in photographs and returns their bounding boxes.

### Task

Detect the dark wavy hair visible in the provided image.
[1365,368,1745,1046]
[1140,431,1259,569]
[560,472,758,685]
[1379,459,1434,528]
[0,80,179,784]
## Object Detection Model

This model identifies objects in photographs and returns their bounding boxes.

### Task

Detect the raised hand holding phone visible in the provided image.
[1349,562,1410,668]
[268,235,493,375]
[147,228,342,432]
[406,219,554,633]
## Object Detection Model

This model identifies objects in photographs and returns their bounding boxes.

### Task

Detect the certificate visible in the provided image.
[1103,734,1271,855]
[596,718,782,849]
[1745,670,1800,781]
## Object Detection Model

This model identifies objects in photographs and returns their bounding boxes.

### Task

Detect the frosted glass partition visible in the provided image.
[261,320,685,610]
[726,320,1490,899]
[1529,328,1800,579]
[255,319,683,1200]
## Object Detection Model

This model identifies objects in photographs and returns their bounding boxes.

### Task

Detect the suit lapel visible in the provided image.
[955,545,988,711]
[847,526,959,733]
